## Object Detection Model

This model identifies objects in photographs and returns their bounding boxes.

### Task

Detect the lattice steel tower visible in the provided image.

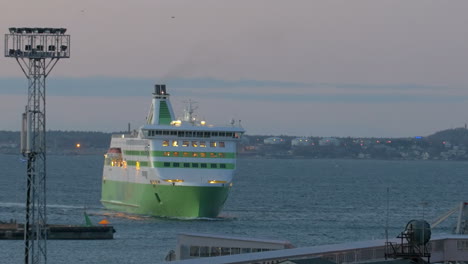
[4,27,70,264]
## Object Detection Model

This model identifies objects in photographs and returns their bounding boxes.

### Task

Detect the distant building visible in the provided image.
[318,137,340,146]
[264,137,284,145]
[291,137,311,147]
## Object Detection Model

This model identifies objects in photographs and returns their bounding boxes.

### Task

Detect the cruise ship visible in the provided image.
[101,84,244,218]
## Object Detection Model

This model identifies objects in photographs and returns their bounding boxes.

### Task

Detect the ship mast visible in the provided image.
[183,99,198,125]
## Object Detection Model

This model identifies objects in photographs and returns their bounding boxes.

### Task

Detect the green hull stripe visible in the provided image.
[126,160,150,167]
[124,150,236,159]
[101,180,230,217]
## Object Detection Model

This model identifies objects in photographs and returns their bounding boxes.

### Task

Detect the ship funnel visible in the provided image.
[148,84,175,125]
[154,84,167,95]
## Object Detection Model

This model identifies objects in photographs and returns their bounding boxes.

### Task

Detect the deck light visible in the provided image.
[208,180,227,184]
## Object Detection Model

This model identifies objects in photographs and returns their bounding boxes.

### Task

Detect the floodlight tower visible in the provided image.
[4,27,70,264]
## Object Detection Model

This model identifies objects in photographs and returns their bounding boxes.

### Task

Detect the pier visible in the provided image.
[0,223,114,240]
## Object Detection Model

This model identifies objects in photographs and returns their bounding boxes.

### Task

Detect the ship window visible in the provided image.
[210,247,220,257]
[219,132,226,137]
[190,246,200,257]
[226,132,233,137]
[218,153,225,158]
[192,163,198,168]
[172,140,178,147]
[192,141,198,147]
[163,162,170,167]
[204,132,210,138]
[200,153,206,158]
[221,247,230,256]
[173,152,179,157]
[210,163,217,168]
[219,142,225,147]
[210,153,217,158]
[156,130,162,135]
[182,141,189,147]
[186,131,193,137]
[184,163,190,168]
[210,141,217,147]
[192,153,198,157]
[212,132,219,137]
[241,248,251,254]
[231,248,240,255]
[201,163,207,168]
[170,131,177,135]
[162,140,169,147]
[200,247,209,257]
[183,152,189,157]
[220,164,226,169]
[163,131,169,135]
[173,162,180,167]
[163,151,170,157]
[178,131,184,137]
[200,141,206,147]
[196,131,203,137]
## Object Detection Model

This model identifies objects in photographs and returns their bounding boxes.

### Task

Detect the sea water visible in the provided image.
[0,154,467,263]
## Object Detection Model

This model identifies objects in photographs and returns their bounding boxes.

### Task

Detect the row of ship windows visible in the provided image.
[148,130,240,138]
[162,140,225,148]
[163,152,226,158]
[108,160,231,169]
[189,245,271,258]
[164,162,227,169]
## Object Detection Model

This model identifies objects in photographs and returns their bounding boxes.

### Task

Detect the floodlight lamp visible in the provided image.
[60,45,67,51]
[37,28,45,34]
[24,28,32,33]
[59,28,66,34]
[9,27,16,34]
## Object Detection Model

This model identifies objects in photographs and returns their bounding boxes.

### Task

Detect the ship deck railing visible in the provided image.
[111,133,138,138]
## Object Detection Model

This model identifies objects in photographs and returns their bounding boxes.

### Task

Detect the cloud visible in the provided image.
[0,77,464,104]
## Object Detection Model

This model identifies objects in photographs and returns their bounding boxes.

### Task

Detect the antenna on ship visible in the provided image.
[5,27,70,264]
[183,99,198,125]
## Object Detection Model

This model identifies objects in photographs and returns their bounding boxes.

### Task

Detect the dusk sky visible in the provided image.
[2,1,468,137]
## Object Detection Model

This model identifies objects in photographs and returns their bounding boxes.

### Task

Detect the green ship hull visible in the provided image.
[101,180,231,218]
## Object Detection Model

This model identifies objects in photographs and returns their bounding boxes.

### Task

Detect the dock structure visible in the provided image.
[168,234,468,264]
[0,224,114,240]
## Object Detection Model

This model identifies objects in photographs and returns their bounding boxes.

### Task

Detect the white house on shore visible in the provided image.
[291,138,311,147]
[264,137,284,145]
